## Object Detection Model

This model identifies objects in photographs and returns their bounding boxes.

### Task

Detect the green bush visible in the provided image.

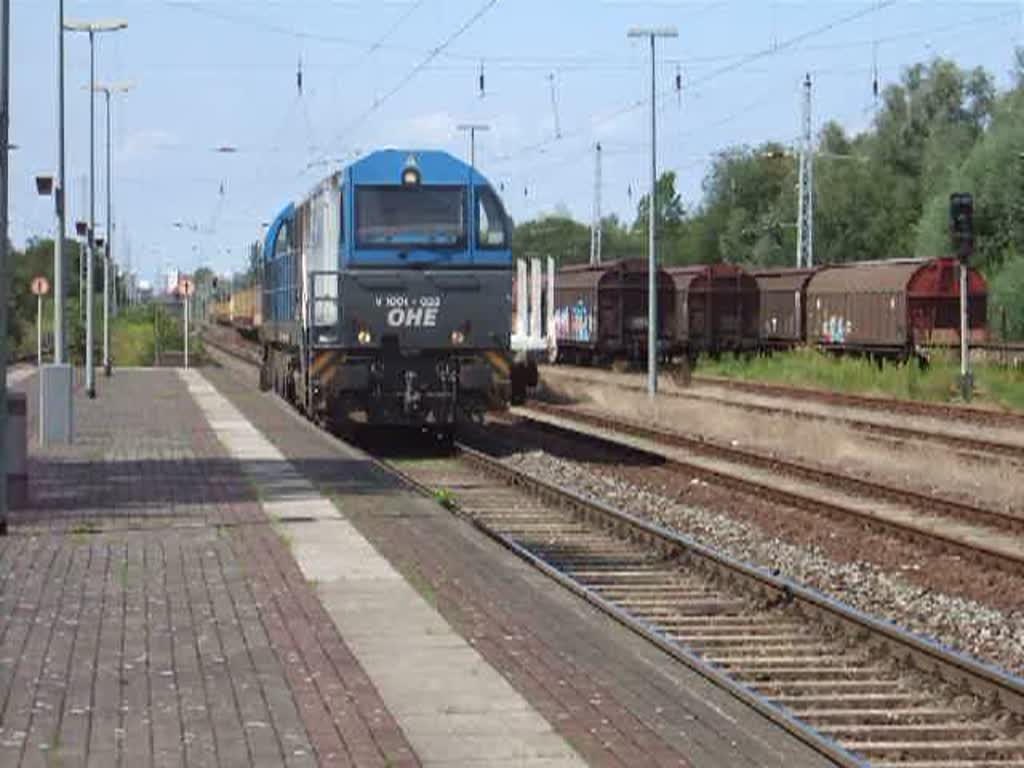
[698,348,1022,411]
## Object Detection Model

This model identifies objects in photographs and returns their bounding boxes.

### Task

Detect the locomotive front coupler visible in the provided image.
[402,370,422,416]
[435,358,458,385]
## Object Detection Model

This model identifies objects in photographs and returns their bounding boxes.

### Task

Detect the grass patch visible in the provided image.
[978,365,1024,411]
[70,520,101,535]
[433,488,458,510]
[697,347,1024,411]
[111,312,156,367]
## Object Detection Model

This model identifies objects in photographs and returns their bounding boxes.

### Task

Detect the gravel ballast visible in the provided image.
[503,445,1024,678]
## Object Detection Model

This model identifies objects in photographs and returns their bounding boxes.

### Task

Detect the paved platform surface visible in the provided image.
[1,363,840,768]
[2,369,417,767]
[205,353,838,768]
[182,369,584,767]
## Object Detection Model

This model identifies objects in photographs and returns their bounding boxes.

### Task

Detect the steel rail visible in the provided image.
[693,373,1024,430]
[525,402,1024,536]
[516,403,1024,578]
[544,368,1024,462]
[203,328,1024,764]
[392,443,1024,765]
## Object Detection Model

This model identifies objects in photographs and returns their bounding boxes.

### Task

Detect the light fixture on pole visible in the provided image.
[64,17,127,399]
[627,25,677,398]
[91,80,133,378]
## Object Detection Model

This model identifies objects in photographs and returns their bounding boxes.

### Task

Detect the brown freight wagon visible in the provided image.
[666,264,760,358]
[553,258,675,364]
[805,258,987,357]
[752,267,817,348]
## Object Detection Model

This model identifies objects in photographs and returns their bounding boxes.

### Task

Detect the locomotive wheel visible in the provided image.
[510,364,528,405]
[525,361,539,388]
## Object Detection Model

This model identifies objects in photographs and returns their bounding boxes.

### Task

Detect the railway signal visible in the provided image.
[950,192,974,401]
[949,192,974,263]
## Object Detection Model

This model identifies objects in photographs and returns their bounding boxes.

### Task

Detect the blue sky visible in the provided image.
[8,0,1023,283]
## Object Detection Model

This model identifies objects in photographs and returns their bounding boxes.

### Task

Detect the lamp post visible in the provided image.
[1,0,11,531]
[92,80,132,377]
[75,219,87,322]
[64,18,127,398]
[627,26,677,398]
[54,0,66,363]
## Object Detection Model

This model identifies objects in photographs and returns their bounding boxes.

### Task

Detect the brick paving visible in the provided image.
[1,370,417,768]
[203,360,834,768]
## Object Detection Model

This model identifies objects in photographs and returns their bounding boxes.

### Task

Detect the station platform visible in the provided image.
[1,365,837,768]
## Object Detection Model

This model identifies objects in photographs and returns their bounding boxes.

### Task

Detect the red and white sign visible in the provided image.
[30,276,50,296]
[178,278,195,297]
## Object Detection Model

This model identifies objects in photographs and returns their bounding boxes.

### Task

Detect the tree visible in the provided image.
[5,238,86,356]
[630,171,690,265]
[512,215,591,266]
[915,82,1024,269]
[988,248,1024,340]
[683,143,796,265]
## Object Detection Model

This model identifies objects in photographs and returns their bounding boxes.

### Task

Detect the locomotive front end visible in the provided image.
[306,150,513,431]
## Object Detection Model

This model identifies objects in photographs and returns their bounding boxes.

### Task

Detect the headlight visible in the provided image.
[357,329,372,344]
[451,329,466,345]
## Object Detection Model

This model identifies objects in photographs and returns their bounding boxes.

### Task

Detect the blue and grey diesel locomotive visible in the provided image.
[258,149,515,434]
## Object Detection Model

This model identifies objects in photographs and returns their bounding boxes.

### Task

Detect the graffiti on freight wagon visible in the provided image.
[822,316,854,343]
[554,300,594,342]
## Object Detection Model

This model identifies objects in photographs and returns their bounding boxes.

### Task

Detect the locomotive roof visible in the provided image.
[347,148,493,186]
[267,149,501,247]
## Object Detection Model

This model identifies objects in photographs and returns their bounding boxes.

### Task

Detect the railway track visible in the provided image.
[517,401,1024,577]
[204,328,1024,574]
[542,368,1024,464]
[694,372,1024,432]
[391,441,1024,768]
[201,328,1024,766]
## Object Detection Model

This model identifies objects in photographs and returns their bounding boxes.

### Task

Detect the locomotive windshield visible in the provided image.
[356,186,466,248]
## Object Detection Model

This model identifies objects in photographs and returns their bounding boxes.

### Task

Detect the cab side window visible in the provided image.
[275,221,292,258]
[477,186,509,249]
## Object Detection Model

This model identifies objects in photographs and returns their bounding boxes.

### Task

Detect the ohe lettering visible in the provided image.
[387,307,439,328]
